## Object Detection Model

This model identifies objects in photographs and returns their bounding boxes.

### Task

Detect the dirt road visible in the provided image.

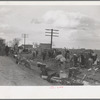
[0,56,51,86]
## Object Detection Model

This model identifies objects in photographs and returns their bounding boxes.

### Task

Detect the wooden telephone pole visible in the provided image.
[45,29,59,49]
[22,34,28,49]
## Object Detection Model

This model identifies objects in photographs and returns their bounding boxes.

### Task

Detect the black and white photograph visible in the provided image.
[0,1,100,86]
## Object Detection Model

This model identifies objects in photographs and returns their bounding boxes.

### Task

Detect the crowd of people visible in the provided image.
[4,43,99,70]
[37,48,100,82]
[40,48,99,70]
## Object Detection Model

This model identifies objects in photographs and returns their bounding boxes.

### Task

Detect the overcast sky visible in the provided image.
[0,5,100,49]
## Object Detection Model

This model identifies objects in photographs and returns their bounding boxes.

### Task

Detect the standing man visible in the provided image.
[5,45,9,56]
[42,50,47,61]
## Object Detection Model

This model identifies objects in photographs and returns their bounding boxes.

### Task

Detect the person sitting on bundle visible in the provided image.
[55,51,66,71]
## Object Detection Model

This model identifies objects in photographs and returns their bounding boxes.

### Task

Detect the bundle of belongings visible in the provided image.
[37,61,85,85]
[37,60,100,85]
[37,62,60,82]
[15,54,31,69]
[55,54,66,63]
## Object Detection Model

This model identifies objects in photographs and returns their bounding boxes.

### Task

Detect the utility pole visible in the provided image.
[45,29,59,49]
[22,34,28,50]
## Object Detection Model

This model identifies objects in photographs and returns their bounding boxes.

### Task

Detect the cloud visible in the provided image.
[32,10,100,49]
[31,19,42,24]
[42,10,82,28]
[31,10,84,27]
[31,10,100,45]
[32,10,100,31]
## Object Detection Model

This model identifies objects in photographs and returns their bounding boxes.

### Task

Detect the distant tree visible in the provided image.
[9,38,21,48]
[11,38,21,54]
[33,42,39,48]
[12,38,21,47]
[7,41,13,47]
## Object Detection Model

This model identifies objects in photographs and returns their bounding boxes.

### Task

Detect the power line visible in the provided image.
[45,29,59,49]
